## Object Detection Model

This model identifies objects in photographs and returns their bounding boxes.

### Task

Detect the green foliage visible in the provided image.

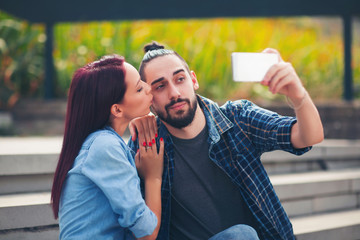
[0,11,44,109]
[1,10,359,106]
[54,17,355,102]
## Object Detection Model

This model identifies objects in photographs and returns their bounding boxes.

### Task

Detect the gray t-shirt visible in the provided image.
[169,125,257,240]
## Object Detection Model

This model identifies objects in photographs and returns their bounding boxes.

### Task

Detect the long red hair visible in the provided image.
[51,55,127,218]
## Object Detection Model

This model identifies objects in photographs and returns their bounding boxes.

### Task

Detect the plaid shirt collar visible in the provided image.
[157,95,232,143]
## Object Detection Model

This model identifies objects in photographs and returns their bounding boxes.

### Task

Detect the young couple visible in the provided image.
[51,42,323,240]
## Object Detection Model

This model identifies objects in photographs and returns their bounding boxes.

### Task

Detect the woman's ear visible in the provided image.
[110,103,123,118]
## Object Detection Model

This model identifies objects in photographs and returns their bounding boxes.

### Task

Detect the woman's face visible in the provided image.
[119,62,153,120]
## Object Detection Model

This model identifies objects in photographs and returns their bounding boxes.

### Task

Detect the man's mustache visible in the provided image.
[165,98,190,111]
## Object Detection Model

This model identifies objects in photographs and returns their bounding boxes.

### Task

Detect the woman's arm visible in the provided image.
[138,178,162,240]
[82,134,161,238]
[135,137,164,240]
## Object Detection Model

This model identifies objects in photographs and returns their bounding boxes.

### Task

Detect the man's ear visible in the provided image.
[110,103,123,118]
[191,71,199,90]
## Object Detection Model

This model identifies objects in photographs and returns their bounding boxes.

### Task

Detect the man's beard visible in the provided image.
[155,96,198,129]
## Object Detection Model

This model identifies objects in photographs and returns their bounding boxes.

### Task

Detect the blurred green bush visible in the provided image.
[0,11,44,109]
[1,10,359,107]
[54,18,348,102]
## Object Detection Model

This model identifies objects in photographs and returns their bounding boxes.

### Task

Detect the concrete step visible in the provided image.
[1,192,359,240]
[1,210,360,240]
[0,137,62,195]
[270,169,360,217]
[0,174,54,196]
[1,137,360,194]
[1,170,359,230]
[292,209,360,240]
[1,137,359,238]
[0,192,59,239]
[0,225,59,240]
[0,192,57,231]
[262,139,360,175]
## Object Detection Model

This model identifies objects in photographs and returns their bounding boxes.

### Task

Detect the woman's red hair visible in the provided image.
[51,55,127,218]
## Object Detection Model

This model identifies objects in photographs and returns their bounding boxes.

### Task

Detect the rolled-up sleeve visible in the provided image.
[81,134,157,238]
[128,207,158,237]
[275,118,312,155]
[235,100,311,155]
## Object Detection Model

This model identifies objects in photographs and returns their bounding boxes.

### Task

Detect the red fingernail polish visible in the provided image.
[160,137,163,141]
[155,133,158,138]
[149,142,152,147]
[152,139,155,143]
[137,149,139,153]
[143,142,146,146]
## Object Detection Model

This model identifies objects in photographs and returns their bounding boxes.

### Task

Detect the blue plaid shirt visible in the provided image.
[129,95,311,240]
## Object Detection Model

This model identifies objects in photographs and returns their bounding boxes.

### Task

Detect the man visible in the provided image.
[128,42,324,240]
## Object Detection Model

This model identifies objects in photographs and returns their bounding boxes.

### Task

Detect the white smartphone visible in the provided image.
[231,52,278,82]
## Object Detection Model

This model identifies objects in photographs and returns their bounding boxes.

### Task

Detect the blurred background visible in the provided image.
[1,3,360,240]
[1,11,359,106]
[0,9,359,137]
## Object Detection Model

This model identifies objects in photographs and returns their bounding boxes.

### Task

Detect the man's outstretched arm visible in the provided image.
[261,48,324,149]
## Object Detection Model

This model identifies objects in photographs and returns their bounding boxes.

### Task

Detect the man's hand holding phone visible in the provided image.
[232,48,305,102]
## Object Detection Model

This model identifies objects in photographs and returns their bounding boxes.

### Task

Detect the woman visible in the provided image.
[51,54,163,239]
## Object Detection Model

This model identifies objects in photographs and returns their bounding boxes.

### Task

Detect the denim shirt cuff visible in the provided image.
[276,118,312,155]
[128,207,158,238]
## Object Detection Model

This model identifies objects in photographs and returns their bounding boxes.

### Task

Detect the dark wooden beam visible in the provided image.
[1,0,359,23]
[44,22,54,99]
[343,15,353,101]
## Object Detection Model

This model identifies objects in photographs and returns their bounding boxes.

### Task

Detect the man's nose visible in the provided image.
[168,83,180,100]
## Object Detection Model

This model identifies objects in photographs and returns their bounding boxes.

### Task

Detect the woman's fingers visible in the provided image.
[158,137,164,157]
[144,116,155,147]
[152,115,158,138]
[129,115,158,142]
[137,118,150,150]
[129,117,145,142]
[135,115,157,150]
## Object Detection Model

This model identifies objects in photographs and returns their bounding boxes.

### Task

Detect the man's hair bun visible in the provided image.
[143,41,165,53]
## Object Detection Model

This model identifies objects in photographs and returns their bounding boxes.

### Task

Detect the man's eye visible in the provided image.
[155,84,164,90]
[177,77,185,82]
[137,87,143,92]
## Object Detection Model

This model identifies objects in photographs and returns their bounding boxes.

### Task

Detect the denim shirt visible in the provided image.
[129,95,311,240]
[59,126,157,240]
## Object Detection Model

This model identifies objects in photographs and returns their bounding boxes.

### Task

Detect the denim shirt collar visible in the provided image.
[103,125,126,145]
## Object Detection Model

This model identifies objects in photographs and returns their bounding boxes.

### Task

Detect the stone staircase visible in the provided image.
[0,137,360,239]
[0,137,61,240]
